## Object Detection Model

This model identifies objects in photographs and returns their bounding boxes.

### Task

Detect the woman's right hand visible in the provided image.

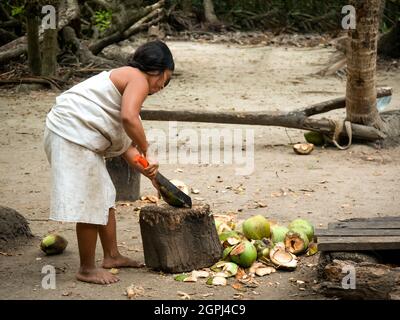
[143,160,158,180]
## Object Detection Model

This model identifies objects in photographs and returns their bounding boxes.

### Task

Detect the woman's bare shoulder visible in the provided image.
[109,67,147,94]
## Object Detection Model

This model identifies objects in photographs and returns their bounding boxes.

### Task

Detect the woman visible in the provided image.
[44,40,173,284]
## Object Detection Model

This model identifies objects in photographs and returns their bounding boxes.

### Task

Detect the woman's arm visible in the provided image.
[122,145,158,180]
[120,77,150,155]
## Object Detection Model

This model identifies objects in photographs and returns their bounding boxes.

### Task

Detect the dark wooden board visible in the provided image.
[315,228,400,237]
[317,236,400,251]
[328,220,400,230]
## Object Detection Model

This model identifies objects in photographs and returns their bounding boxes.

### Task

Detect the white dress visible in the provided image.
[44,70,132,225]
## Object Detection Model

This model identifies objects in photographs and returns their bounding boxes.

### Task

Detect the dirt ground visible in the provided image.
[1,39,399,300]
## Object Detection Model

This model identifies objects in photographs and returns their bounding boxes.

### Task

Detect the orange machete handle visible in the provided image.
[133,155,149,168]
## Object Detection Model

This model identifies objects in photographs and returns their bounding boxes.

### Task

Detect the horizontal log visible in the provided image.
[0,77,61,89]
[140,109,385,141]
[296,86,392,116]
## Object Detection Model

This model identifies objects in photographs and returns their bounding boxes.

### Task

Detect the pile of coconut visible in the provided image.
[174,215,317,286]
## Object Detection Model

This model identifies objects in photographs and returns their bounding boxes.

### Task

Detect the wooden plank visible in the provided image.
[315,228,400,237]
[317,236,400,251]
[328,220,400,230]
[333,216,400,223]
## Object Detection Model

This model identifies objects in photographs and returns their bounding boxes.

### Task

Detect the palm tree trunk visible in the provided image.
[26,1,42,76]
[203,0,219,25]
[345,0,385,130]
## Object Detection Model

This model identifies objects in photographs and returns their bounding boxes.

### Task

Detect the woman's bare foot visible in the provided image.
[102,254,145,269]
[76,267,120,285]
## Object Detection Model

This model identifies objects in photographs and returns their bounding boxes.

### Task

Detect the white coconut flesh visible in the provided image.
[211,276,227,286]
[255,267,276,277]
[293,143,314,155]
[270,247,297,268]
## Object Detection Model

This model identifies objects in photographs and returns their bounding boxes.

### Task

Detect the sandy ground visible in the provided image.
[0,40,399,300]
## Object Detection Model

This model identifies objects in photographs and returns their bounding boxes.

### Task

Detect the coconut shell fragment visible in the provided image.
[293,143,314,155]
[269,243,297,270]
[255,267,276,277]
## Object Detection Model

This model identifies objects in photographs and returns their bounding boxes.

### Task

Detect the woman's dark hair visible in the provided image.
[127,40,174,74]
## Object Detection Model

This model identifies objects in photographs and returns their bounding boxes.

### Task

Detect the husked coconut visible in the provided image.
[40,234,68,255]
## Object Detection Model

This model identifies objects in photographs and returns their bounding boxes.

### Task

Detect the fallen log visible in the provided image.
[0,77,62,89]
[140,87,392,142]
[280,87,391,117]
[317,259,400,300]
[140,109,385,141]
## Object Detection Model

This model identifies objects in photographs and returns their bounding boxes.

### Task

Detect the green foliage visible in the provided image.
[11,5,25,16]
[94,9,112,33]
[164,0,400,33]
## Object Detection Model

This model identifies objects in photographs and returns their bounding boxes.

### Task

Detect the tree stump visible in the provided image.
[139,203,222,273]
[0,206,33,250]
[106,156,140,201]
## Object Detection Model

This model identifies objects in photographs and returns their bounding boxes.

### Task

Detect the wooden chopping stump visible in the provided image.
[139,203,222,273]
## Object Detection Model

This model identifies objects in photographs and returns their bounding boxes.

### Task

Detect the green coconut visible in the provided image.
[288,218,314,241]
[304,131,324,146]
[40,234,68,255]
[242,215,270,240]
[230,241,257,268]
[284,230,309,255]
[270,225,289,243]
[253,239,272,258]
